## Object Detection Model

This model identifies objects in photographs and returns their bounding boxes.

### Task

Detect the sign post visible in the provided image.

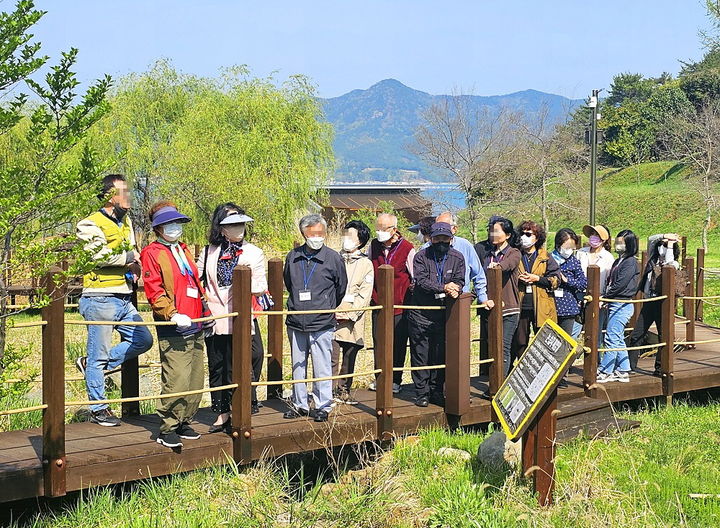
[491,319,580,506]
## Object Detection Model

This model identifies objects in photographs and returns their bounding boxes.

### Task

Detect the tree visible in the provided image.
[661,101,720,250]
[0,1,112,372]
[413,96,523,242]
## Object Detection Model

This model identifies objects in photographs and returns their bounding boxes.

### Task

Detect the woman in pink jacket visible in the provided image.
[197,203,268,432]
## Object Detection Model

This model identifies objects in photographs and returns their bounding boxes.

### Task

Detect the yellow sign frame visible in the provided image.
[492,319,579,440]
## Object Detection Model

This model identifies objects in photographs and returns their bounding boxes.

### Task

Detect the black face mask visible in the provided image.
[112,203,129,222]
[433,242,451,256]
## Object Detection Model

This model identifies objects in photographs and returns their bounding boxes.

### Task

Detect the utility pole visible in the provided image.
[588,89,599,225]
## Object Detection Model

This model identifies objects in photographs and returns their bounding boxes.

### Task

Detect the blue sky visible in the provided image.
[32,0,710,100]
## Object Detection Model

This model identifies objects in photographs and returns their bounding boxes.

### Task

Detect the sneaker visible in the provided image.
[251,402,260,415]
[177,423,201,440]
[368,381,377,391]
[415,396,429,407]
[596,372,615,383]
[314,409,329,422]
[392,383,401,394]
[157,431,183,448]
[90,408,121,427]
[615,372,630,383]
[343,393,359,405]
[75,356,87,377]
[558,378,569,389]
[283,407,310,420]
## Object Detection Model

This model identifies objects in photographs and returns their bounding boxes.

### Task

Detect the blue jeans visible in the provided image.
[79,295,154,411]
[599,302,633,374]
[288,327,334,412]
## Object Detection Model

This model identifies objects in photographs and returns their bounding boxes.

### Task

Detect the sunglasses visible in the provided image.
[522,231,534,237]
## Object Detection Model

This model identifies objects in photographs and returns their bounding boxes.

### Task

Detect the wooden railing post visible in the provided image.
[660,266,676,403]
[266,258,284,399]
[231,265,253,464]
[681,236,687,264]
[630,251,647,330]
[41,266,66,497]
[445,292,471,418]
[696,248,705,322]
[583,265,600,397]
[683,256,696,349]
[375,265,394,441]
[121,289,141,417]
[487,267,504,397]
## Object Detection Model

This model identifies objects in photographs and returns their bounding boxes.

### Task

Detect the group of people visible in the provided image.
[75,173,682,448]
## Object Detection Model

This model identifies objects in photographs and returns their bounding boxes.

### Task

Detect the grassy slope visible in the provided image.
[10,401,720,528]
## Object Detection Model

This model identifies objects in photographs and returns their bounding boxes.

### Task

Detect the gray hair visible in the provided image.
[437,211,458,226]
[298,213,327,234]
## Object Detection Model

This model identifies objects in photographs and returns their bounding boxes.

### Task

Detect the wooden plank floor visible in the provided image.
[1,320,719,503]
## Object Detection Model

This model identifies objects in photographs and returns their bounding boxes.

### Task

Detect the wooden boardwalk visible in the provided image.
[2,319,719,505]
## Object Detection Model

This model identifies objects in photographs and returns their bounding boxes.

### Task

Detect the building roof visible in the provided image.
[325,191,430,212]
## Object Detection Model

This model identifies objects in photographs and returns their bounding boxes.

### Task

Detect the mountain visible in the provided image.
[320,79,583,182]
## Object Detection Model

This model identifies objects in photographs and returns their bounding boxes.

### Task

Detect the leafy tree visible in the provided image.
[0,1,112,372]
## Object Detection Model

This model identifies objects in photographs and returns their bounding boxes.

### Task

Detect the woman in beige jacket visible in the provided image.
[332,220,374,404]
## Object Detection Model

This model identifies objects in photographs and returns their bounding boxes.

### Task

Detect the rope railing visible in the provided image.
[65,383,239,406]
[598,342,667,353]
[470,358,495,366]
[598,295,667,304]
[251,369,382,387]
[7,321,48,329]
[0,404,48,417]
[65,313,236,326]
[681,294,720,300]
[699,267,720,274]
[676,337,720,346]
[393,304,445,311]
[252,306,382,317]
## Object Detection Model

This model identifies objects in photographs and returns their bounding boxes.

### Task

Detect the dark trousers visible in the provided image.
[372,311,410,385]
[331,340,363,393]
[557,315,577,337]
[205,319,264,413]
[510,309,540,370]
[407,311,445,398]
[626,299,663,371]
[479,311,520,376]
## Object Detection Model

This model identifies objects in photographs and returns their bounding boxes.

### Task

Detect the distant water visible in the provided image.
[419,184,466,213]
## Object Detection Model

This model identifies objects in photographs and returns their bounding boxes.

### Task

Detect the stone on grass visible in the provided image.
[436,447,472,462]
[477,430,520,470]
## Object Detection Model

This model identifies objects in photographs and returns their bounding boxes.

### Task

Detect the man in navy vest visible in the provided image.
[368,213,416,393]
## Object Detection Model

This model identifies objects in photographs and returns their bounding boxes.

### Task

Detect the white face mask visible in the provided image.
[559,247,574,259]
[342,236,358,252]
[615,244,626,254]
[162,222,183,242]
[306,236,325,250]
[376,229,393,243]
[520,235,535,249]
[658,245,667,257]
[222,224,245,242]
[416,231,426,244]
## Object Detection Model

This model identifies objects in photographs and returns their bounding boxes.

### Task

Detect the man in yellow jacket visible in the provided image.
[75,174,153,427]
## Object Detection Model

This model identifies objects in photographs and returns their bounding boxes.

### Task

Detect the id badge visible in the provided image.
[299,290,312,301]
[554,288,564,298]
[343,294,356,304]
[187,287,199,299]
[525,285,532,294]
[434,293,446,300]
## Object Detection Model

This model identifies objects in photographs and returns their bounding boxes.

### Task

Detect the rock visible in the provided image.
[477,430,520,469]
[436,447,472,462]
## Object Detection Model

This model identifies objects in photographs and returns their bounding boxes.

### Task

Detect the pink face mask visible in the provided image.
[589,235,603,248]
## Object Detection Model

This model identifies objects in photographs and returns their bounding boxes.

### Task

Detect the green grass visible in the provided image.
[9,401,720,527]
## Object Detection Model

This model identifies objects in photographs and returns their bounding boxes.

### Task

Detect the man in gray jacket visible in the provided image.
[283,214,348,422]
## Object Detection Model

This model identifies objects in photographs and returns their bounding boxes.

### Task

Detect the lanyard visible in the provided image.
[522,251,536,274]
[434,254,448,284]
[384,241,401,264]
[302,257,319,289]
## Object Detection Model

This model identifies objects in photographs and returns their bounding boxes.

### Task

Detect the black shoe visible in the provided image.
[283,407,310,419]
[652,369,662,378]
[429,393,445,407]
[90,408,121,427]
[157,431,183,448]
[415,396,429,407]
[75,356,87,377]
[314,409,329,422]
[251,402,260,415]
[558,379,568,389]
[177,423,200,440]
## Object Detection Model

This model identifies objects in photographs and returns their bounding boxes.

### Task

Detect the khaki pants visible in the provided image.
[157,332,205,434]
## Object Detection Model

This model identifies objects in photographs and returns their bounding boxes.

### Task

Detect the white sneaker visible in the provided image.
[368,381,377,391]
[596,372,615,383]
[392,383,401,394]
[615,372,630,383]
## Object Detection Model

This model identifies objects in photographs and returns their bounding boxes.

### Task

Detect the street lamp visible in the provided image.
[588,89,601,225]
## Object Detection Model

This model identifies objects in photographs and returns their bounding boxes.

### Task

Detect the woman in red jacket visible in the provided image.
[140,201,211,449]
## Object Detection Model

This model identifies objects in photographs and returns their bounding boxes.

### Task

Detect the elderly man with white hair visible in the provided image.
[283,214,348,422]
